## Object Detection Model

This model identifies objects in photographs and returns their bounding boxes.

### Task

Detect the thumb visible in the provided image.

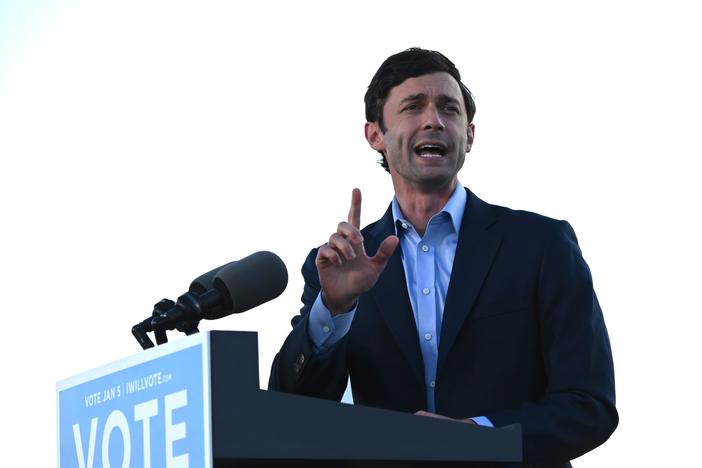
[370,235,399,271]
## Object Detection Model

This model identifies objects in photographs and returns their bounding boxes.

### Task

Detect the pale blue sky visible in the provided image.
[0,0,67,84]
[1,2,700,467]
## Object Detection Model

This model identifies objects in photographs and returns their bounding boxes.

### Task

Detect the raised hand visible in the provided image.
[316,188,399,315]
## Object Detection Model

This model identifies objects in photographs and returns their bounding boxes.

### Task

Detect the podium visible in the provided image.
[57,331,521,467]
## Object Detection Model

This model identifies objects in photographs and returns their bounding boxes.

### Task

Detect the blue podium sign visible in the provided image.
[57,333,212,468]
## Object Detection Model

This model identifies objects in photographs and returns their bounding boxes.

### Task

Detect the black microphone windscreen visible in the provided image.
[208,251,288,319]
[189,262,234,294]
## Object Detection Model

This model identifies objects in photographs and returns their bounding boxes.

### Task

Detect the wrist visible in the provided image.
[321,291,357,315]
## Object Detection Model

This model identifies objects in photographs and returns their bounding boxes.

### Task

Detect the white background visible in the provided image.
[1,0,700,465]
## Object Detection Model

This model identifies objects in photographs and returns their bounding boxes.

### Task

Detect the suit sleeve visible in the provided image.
[267,248,350,400]
[485,221,618,464]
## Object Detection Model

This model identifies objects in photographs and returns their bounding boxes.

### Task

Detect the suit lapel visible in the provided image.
[366,207,425,385]
[437,189,502,375]
[362,190,502,385]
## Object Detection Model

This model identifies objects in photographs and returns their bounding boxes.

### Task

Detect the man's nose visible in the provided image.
[422,106,445,131]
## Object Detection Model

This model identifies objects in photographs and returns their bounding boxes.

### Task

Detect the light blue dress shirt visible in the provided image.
[308,182,492,427]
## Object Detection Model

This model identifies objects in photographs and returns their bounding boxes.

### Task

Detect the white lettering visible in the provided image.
[72,387,191,467]
[103,387,116,402]
[84,392,101,407]
[134,398,158,468]
[126,372,166,395]
[72,417,97,468]
[165,390,189,468]
[101,410,131,468]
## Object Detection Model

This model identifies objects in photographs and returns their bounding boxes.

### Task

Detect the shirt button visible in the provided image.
[421,244,429,252]
[401,222,408,229]
[422,287,430,295]
[322,325,331,333]
[424,333,432,341]
[429,381,436,388]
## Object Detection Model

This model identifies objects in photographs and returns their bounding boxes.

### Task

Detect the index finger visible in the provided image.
[348,188,361,229]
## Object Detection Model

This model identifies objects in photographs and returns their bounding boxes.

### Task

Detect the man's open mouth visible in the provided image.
[413,143,447,158]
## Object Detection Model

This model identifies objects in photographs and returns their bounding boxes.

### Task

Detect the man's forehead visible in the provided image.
[387,72,462,101]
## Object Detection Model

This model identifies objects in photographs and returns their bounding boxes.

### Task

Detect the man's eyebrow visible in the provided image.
[438,95,462,105]
[398,94,462,106]
[398,93,426,105]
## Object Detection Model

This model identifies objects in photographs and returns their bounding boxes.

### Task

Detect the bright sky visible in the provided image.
[1,1,701,466]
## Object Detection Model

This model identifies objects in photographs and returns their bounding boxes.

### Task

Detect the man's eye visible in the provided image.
[403,104,419,111]
[445,105,460,113]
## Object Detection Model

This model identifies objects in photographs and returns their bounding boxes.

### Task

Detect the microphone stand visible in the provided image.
[131,299,200,350]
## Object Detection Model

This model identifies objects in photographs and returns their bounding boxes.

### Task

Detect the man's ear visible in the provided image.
[466,123,475,153]
[365,121,386,152]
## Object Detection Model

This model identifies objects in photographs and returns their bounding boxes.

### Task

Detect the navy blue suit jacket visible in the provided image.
[269,189,618,466]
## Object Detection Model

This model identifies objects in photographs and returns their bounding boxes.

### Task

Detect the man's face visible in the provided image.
[366,72,474,192]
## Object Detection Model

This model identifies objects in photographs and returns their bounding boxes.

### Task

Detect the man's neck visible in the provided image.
[393,178,457,237]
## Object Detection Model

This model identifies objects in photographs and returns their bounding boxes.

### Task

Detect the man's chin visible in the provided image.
[406,172,457,193]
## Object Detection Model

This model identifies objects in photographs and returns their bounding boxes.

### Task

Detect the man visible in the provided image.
[269,48,617,466]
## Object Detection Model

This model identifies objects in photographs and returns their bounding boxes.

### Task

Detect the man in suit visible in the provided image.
[269,48,617,466]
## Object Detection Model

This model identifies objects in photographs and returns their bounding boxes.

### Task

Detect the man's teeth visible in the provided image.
[416,145,445,157]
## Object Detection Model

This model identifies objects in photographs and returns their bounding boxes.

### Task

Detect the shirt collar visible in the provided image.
[391,181,466,235]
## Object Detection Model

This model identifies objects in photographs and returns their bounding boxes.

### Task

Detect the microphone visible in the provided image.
[150,251,288,332]
[189,261,234,294]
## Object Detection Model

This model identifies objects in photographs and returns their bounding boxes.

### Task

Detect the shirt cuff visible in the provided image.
[470,416,494,427]
[308,292,356,352]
